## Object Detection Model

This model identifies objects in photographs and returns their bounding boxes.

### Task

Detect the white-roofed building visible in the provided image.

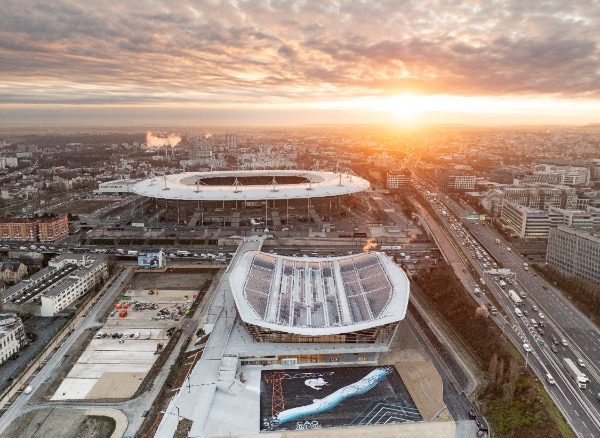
[229,251,409,344]
[1,253,108,317]
[93,179,139,195]
[132,170,369,202]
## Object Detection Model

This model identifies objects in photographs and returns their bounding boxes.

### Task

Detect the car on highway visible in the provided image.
[577,358,585,367]
[550,345,559,354]
[523,343,533,352]
[532,305,538,312]
[562,339,568,346]
[546,373,556,385]
[538,312,545,319]
[24,386,34,394]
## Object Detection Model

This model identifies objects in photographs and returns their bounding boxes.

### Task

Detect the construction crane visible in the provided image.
[264,371,334,417]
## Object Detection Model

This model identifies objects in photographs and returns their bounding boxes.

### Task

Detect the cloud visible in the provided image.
[0,0,599,107]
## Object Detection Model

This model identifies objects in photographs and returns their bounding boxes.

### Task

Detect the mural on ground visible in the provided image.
[260,365,422,431]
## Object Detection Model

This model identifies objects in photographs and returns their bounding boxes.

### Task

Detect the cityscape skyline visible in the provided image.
[1,0,600,126]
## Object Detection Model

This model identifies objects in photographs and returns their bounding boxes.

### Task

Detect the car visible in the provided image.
[551,345,559,353]
[24,386,34,394]
[577,358,585,367]
[542,285,548,290]
[561,339,568,346]
[523,343,533,352]
[532,305,538,312]
[546,373,556,385]
[523,310,529,316]
[538,312,545,319]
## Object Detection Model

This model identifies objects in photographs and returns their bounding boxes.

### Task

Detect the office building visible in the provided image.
[546,227,600,285]
[521,165,590,186]
[501,202,550,239]
[434,168,475,191]
[386,169,411,190]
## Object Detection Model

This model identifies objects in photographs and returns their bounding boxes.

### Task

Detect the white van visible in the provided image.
[546,373,556,385]
[515,308,523,317]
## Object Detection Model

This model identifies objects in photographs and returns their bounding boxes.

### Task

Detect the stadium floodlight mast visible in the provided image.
[233,177,241,193]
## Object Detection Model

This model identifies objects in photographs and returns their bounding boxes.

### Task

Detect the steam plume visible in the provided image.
[146,131,181,148]
[362,238,377,252]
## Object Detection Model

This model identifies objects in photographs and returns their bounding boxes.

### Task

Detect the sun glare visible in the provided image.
[384,95,429,122]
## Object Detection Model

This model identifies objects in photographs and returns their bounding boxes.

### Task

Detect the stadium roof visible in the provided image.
[132,170,369,201]
[229,251,409,336]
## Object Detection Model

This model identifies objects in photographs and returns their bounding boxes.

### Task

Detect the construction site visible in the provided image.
[51,270,216,401]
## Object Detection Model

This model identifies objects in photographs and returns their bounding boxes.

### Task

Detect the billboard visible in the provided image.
[137,250,165,270]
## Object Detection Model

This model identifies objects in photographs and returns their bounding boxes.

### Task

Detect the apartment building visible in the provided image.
[0,313,26,363]
[0,262,28,284]
[2,253,108,317]
[0,216,68,243]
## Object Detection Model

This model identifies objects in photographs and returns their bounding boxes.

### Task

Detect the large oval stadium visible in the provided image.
[132,170,370,201]
[131,170,370,227]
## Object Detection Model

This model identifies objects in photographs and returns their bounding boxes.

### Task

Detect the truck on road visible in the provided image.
[563,358,587,388]
[509,289,523,306]
[499,280,507,289]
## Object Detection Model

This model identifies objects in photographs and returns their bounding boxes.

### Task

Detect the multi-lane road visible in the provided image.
[408,179,600,437]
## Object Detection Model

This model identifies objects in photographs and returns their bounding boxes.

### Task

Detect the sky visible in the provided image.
[1,0,600,126]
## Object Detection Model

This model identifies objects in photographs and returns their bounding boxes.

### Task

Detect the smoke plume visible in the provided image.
[362,238,377,252]
[146,131,181,148]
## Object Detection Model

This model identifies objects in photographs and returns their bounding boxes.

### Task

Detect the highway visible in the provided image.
[407,179,600,437]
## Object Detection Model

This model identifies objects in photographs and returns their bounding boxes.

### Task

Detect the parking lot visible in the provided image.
[52,288,199,400]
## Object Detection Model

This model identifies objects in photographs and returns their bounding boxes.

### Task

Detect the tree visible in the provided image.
[476,306,489,318]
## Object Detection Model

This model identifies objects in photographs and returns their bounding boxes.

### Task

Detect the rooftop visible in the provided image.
[1,253,105,305]
[229,251,409,336]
